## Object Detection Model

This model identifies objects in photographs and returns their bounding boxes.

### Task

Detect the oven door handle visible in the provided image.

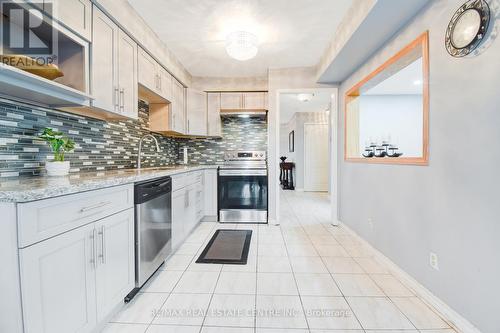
[219,170,268,176]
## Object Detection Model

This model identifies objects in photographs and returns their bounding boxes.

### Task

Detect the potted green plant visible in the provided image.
[38,128,75,176]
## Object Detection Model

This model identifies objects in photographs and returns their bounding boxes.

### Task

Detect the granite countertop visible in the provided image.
[0,165,220,203]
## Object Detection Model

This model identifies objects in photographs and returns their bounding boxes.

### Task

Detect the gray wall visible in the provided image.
[337,1,500,332]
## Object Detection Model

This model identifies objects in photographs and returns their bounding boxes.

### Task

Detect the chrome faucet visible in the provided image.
[137,134,161,169]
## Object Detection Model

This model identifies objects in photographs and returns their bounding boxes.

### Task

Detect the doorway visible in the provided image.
[276,88,338,225]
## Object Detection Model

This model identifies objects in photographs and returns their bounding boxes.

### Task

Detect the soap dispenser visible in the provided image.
[182,147,188,164]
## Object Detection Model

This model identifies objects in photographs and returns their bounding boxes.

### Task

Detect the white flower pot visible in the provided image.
[45,161,70,176]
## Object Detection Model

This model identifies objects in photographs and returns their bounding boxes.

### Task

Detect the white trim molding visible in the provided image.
[339,222,481,333]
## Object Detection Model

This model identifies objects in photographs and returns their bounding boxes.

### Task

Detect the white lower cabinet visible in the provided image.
[172,188,187,249]
[19,222,97,333]
[186,184,198,234]
[95,210,135,321]
[19,208,135,333]
[171,170,217,250]
[204,169,218,218]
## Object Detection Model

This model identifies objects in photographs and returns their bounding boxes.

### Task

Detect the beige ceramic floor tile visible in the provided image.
[255,295,308,329]
[112,293,168,324]
[391,297,450,329]
[173,271,220,294]
[322,257,365,274]
[294,273,342,296]
[301,296,362,329]
[333,274,385,296]
[202,327,254,333]
[314,244,350,257]
[142,270,183,293]
[369,274,414,296]
[204,294,256,327]
[153,293,212,326]
[354,257,390,274]
[162,255,194,271]
[257,272,298,295]
[346,297,414,330]
[258,256,292,273]
[101,323,148,333]
[289,256,328,273]
[215,272,257,295]
[146,324,201,333]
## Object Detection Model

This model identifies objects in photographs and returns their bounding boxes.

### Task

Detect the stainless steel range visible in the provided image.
[218,150,268,224]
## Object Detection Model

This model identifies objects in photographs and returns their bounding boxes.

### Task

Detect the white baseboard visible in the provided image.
[338,222,481,333]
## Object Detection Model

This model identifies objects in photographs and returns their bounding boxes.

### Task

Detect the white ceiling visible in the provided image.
[365,58,423,95]
[127,0,352,77]
[280,91,332,124]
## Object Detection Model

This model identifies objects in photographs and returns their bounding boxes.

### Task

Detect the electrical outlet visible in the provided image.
[429,252,439,270]
[368,218,373,228]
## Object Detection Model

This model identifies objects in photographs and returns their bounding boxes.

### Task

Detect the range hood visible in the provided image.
[220,110,267,118]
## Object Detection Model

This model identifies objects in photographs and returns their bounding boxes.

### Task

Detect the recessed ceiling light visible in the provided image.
[297,93,314,102]
[226,31,258,61]
[413,79,423,85]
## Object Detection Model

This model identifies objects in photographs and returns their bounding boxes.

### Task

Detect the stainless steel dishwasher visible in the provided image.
[126,176,172,302]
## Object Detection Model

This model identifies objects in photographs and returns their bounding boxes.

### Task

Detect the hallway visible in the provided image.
[104,191,456,332]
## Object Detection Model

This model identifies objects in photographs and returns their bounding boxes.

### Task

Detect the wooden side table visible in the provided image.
[280,162,295,190]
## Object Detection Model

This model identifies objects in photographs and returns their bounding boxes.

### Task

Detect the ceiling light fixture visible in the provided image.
[297,93,314,102]
[413,79,423,85]
[225,31,258,61]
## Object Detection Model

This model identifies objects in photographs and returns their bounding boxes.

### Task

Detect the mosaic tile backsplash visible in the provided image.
[180,117,268,164]
[0,99,268,177]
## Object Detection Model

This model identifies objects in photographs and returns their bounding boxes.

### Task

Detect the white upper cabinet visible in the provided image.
[117,30,138,119]
[138,48,158,94]
[207,93,222,137]
[138,48,173,102]
[91,6,137,119]
[220,92,243,109]
[91,7,118,113]
[220,92,268,110]
[172,79,186,134]
[243,92,267,109]
[49,0,92,41]
[159,67,173,102]
[186,89,207,136]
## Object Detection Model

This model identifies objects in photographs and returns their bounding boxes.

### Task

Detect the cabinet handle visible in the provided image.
[114,87,119,110]
[120,88,125,111]
[98,225,106,264]
[91,229,98,269]
[187,120,190,133]
[80,201,111,213]
[159,75,162,90]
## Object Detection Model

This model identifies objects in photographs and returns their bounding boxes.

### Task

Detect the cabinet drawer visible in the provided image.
[17,185,134,248]
[188,171,203,186]
[172,173,188,191]
[172,171,203,191]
